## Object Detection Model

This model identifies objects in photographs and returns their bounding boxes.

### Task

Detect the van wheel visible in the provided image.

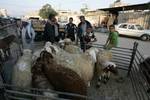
[141,35,149,41]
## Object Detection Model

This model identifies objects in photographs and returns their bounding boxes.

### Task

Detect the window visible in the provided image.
[128,25,135,30]
[119,24,127,29]
[136,25,144,30]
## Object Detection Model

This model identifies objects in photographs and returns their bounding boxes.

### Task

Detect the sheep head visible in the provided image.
[85,48,100,64]
[44,42,59,54]
[58,38,72,48]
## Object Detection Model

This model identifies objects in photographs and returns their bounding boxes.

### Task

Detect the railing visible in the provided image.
[130,48,150,100]
[88,43,134,73]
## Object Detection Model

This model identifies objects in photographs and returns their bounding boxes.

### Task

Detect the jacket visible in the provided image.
[77,20,92,38]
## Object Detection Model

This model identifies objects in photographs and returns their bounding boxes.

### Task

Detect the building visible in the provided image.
[119,11,150,29]
[23,10,81,25]
[98,2,150,29]
[0,8,8,17]
[85,10,108,27]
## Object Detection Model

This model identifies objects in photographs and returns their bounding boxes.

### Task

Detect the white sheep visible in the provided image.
[84,47,100,66]
[32,42,59,61]
[12,49,32,88]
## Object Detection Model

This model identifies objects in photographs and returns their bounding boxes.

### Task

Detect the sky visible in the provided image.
[0,0,149,17]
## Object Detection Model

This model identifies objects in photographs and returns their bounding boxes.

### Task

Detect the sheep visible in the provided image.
[53,48,94,87]
[12,49,32,88]
[84,47,100,66]
[95,50,118,87]
[33,42,94,87]
[64,44,82,54]
[32,57,58,100]
[39,51,87,100]
[32,42,59,61]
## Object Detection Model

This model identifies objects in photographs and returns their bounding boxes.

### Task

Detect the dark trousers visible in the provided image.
[67,34,75,41]
[44,36,60,43]
[79,36,86,52]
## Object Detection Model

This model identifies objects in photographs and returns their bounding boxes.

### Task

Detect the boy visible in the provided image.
[104,25,118,50]
[65,17,77,42]
[83,28,96,50]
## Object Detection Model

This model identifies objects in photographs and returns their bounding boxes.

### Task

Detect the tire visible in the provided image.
[140,34,149,41]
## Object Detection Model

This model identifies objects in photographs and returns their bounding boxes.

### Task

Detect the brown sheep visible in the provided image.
[40,51,87,100]
[32,58,57,100]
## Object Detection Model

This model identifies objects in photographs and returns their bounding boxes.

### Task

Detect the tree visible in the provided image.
[39,4,57,19]
[115,0,121,3]
[80,3,88,14]
[80,8,86,14]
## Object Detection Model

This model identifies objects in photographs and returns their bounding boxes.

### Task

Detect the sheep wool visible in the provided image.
[12,49,32,88]
[40,51,87,100]
[96,50,113,76]
[97,50,113,63]
[54,48,94,83]
[32,58,58,100]
[64,44,82,54]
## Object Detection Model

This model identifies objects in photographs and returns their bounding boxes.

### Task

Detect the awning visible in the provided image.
[98,2,150,12]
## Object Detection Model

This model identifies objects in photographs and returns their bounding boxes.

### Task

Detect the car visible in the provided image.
[58,20,68,39]
[115,23,150,41]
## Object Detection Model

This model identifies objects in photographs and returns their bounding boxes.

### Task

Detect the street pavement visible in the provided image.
[94,32,150,57]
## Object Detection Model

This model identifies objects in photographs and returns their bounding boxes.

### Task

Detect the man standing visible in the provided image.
[77,16,92,51]
[65,17,77,42]
[104,25,118,50]
[43,14,60,43]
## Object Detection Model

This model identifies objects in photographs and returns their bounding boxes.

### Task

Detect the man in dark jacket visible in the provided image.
[44,14,60,43]
[65,17,77,42]
[77,16,93,51]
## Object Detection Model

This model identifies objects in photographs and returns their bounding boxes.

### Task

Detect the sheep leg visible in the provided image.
[0,49,5,61]
[87,81,91,87]
[96,76,102,88]
[96,71,107,88]
[3,48,10,60]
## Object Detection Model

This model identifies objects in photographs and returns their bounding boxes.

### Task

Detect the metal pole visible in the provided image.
[127,42,138,76]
